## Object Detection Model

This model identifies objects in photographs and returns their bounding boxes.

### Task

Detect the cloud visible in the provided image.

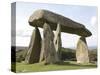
[90,16,97,26]
[16,30,32,37]
[16,28,43,37]
[61,33,79,48]
[16,36,31,46]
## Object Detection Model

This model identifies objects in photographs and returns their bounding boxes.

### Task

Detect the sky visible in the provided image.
[12,2,98,48]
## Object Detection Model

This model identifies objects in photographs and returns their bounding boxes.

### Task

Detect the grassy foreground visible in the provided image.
[16,61,97,73]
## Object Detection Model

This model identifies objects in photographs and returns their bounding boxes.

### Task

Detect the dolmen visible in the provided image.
[25,9,92,64]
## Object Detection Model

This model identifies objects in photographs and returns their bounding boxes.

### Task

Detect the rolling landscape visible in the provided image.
[11,46,97,73]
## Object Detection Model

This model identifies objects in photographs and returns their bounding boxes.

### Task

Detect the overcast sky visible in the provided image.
[13,2,97,48]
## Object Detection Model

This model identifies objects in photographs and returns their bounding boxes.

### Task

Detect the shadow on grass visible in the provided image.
[55,61,97,67]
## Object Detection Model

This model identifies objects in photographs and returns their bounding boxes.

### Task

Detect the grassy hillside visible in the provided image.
[16,61,97,73]
[12,47,97,73]
[16,47,97,62]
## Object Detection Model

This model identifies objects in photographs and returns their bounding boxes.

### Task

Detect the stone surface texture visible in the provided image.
[54,23,62,60]
[76,36,89,63]
[42,23,59,64]
[25,27,42,64]
[29,9,92,37]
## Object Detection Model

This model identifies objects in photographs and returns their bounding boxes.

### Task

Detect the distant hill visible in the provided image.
[14,46,97,62]
[13,46,97,51]
[11,46,28,51]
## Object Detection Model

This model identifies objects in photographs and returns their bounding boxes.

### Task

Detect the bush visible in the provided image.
[89,49,97,62]
[15,47,97,62]
[61,47,76,61]
[16,49,27,62]
[61,47,97,62]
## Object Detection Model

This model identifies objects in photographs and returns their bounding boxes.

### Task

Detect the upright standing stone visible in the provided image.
[76,36,89,63]
[42,23,59,64]
[39,40,44,62]
[54,23,62,60]
[25,27,41,64]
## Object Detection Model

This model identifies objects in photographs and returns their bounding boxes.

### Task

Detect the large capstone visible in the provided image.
[76,36,89,63]
[54,23,62,60]
[42,23,59,64]
[29,9,92,37]
[25,27,41,64]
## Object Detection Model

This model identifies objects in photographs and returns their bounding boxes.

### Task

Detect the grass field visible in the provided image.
[15,61,97,73]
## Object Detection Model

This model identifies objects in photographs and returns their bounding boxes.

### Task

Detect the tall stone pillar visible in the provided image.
[39,40,44,62]
[76,36,89,63]
[54,23,62,60]
[25,27,42,64]
[41,23,59,64]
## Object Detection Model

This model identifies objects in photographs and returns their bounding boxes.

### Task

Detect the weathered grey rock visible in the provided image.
[39,40,44,62]
[76,36,89,63]
[42,23,59,64]
[29,9,92,37]
[54,23,62,60]
[25,27,41,64]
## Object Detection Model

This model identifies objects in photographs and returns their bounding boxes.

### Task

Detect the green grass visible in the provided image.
[15,61,97,73]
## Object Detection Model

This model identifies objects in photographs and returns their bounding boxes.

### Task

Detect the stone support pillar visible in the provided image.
[41,23,59,64]
[25,27,41,64]
[76,36,89,63]
[54,23,62,60]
